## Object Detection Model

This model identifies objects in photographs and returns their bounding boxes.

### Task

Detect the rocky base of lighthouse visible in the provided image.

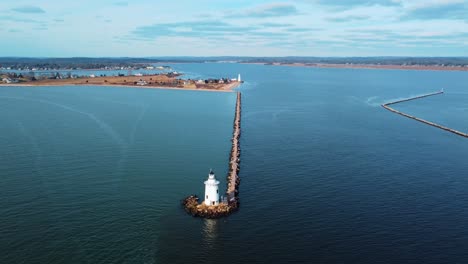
[182,195,239,219]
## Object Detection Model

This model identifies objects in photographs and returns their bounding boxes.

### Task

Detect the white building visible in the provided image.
[204,169,220,206]
[136,80,147,86]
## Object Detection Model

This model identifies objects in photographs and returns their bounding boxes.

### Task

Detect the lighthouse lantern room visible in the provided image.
[204,169,220,206]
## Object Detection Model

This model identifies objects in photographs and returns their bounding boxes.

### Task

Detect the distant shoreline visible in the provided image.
[4,62,468,73]
[241,62,468,72]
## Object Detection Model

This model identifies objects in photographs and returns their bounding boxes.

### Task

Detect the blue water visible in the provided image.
[1,64,468,263]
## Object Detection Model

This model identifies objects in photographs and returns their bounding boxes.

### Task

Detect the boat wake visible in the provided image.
[0,96,125,146]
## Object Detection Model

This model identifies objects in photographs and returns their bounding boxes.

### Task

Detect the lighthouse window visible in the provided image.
[206,195,208,199]
[217,190,218,193]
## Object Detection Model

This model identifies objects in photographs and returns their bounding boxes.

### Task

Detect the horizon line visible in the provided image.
[1,56,468,59]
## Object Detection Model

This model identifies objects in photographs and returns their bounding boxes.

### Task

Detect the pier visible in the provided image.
[382,91,468,138]
[182,92,242,218]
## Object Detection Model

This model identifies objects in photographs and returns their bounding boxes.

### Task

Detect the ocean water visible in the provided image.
[1,64,468,264]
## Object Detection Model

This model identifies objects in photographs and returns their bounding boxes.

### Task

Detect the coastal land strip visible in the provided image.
[0,74,241,92]
[382,91,468,138]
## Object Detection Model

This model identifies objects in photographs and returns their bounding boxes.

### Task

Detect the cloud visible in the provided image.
[340,27,468,48]
[0,15,41,23]
[129,19,307,45]
[402,1,468,20]
[11,6,45,14]
[113,1,128,6]
[286,27,319,32]
[348,29,401,38]
[249,31,291,37]
[2,0,468,56]
[264,39,311,48]
[327,15,370,22]
[260,22,295,27]
[33,26,48,31]
[226,3,300,18]
[131,21,260,40]
[316,0,400,7]
[398,31,468,41]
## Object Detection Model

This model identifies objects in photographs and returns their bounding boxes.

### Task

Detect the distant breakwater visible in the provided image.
[182,92,242,218]
[382,91,468,138]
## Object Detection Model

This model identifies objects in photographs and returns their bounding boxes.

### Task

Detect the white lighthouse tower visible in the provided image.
[237,74,241,82]
[204,169,220,206]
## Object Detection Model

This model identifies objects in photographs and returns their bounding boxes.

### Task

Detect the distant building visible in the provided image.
[134,73,143,77]
[2,78,12,84]
[146,66,154,70]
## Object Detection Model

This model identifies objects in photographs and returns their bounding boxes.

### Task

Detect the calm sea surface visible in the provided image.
[1,63,468,264]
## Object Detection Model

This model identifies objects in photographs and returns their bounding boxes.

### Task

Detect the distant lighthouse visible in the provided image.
[237,74,241,82]
[204,169,220,206]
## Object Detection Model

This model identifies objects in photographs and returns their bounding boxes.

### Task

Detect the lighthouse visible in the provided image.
[204,169,220,206]
[237,74,241,82]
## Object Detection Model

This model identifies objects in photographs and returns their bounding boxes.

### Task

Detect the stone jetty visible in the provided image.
[226,92,242,203]
[384,90,444,106]
[182,92,242,218]
[382,90,468,138]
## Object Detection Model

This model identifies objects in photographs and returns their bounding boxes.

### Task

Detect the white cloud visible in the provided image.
[401,0,465,10]
[0,0,467,56]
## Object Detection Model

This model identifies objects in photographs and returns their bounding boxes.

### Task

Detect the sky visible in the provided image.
[1,0,468,57]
